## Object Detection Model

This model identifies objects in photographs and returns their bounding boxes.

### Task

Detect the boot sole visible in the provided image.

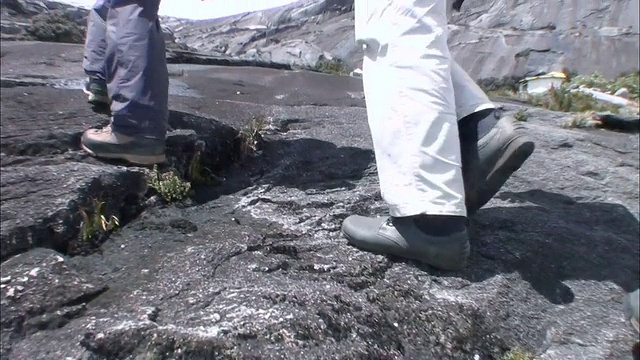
[342,231,470,271]
[468,135,535,215]
[81,143,166,166]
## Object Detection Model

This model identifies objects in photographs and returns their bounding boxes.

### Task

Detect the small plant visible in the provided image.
[147,165,192,202]
[501,348,536,360]
[314,57,350,76]
[514,109,529,122]
[79,198,120,243]
[562,111,602,129]
[187,140,215,186]
[238,115,268,157]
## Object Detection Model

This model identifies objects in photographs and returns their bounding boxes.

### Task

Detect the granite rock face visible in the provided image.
[1,41,639,360]
[3,0,637,79]
[448,0,640,79]
[167,0,639,79]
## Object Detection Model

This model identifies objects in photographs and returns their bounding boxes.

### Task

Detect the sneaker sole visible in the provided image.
[342,231,470,271]
[468,135,535,215]
[81,143,166,166]
[82,88,110,106]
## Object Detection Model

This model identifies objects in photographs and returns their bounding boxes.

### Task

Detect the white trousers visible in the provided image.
[355,0,494,217]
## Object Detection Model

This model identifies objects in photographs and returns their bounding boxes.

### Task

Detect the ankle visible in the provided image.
[411,214,467,236]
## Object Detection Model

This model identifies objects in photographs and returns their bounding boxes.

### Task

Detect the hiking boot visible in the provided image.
[83,76,110,106]
[341,215,470,271]
[625,289,639,333]
[463,114,535,215]
[81,124,166,165]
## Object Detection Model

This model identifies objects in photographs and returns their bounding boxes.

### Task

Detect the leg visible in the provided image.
[81,0,169,165]
[82,0,110,105]
[343,0,469,270]
[451,60,536,215]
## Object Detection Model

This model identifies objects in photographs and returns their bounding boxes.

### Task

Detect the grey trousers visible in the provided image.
[83,0,169,139]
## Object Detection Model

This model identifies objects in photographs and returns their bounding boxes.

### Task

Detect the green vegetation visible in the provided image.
[79,198,120,243]
[26,13,85,44]
[186,141,215,186]
[314,57,350,76]
[513,109,529,122]
[501,348,536,360]
[485,71,639,114]
[570,71,639,101]
[238,115,268,157]
[527,83,621,113]
[147,165,192,203]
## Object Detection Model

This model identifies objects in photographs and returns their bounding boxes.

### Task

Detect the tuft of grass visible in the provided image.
[501,348,536,360]
[314,57,350,76]
[238,115,267,157]
[79,198,120,243]
[562,111,602,129]
[147,165,192,203]
[514,109,529,122]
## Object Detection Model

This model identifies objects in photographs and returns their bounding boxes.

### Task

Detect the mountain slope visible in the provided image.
[170,0,639,80]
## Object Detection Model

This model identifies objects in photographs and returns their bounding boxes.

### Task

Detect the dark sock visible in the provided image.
[477,109,499,139]
[459,108,498,142]
[412,214,467,236]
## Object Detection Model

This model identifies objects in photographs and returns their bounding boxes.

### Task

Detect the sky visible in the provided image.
[59,0,300,20]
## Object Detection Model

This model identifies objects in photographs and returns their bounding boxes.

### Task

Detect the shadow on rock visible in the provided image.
[221,137,376,194]
[460,190,640,305]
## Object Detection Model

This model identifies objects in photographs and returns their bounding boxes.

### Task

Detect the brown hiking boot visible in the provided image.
[463,114,535,215]
[81,124,166,166]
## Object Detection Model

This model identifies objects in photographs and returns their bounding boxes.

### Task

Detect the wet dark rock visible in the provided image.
[0,42,639,360]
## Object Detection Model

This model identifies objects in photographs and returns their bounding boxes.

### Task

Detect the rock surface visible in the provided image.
[1,41,639,360]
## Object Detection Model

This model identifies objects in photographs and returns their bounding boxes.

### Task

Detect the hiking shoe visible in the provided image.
[625,289,639,333]
[83,76,110,106]
[81,125,166,165]
[463,114,535,215]
[341,215,470,271]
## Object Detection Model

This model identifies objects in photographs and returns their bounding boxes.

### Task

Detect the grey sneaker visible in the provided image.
[83,76,110,106]
[341,215,470,271]
[464,114,535,215]
[625,289,639,333]
[81,124,166,165]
